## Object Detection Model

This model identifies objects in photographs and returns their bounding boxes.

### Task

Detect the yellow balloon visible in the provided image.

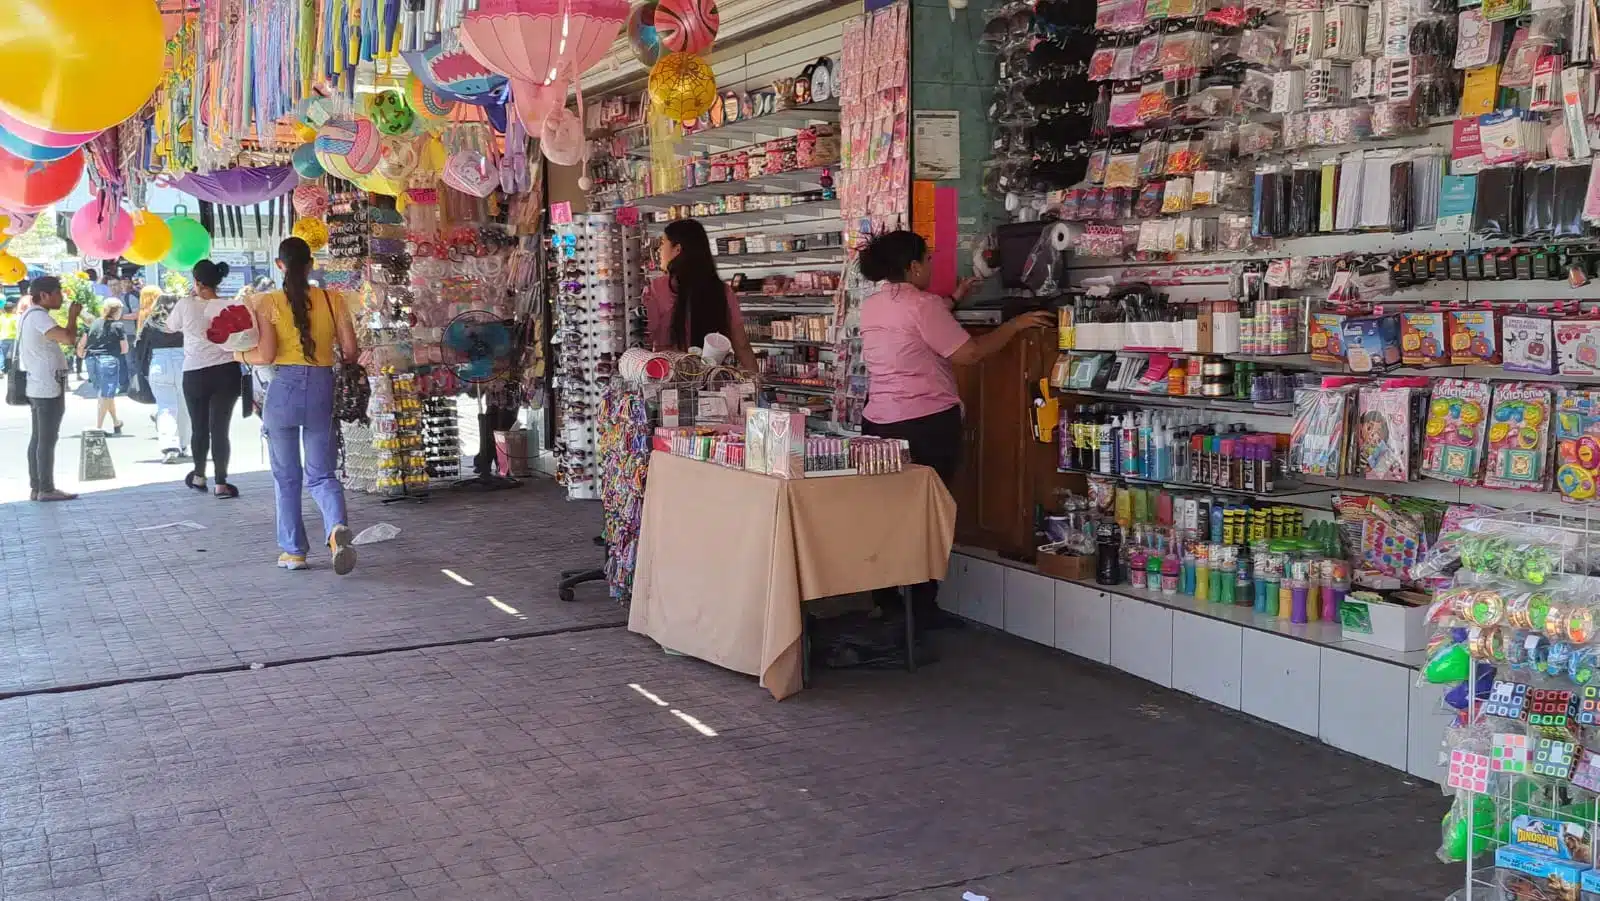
[419,135,448,174]
[122,212,172,266]
[294,123,318,143]
[0,251,24,284]
[648,53,717,122]
[0,0,165,134]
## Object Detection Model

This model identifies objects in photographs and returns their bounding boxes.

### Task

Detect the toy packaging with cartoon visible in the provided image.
[1421,380,1493,485]
[1555,389,1600,504]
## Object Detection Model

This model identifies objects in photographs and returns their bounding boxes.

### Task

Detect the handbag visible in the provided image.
[4,346,25,406]
[126,332,155,405]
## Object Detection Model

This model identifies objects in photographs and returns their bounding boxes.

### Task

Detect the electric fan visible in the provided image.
[441,310,515,384]
[440,310,522,491]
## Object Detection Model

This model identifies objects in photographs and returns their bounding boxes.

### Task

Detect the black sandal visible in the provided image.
[214,482,238,499]
[184,472,207,493]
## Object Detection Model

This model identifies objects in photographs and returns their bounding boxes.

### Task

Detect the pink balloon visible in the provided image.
[512,78,567,133]
[0,101,101,149]
[70,197,134,259]
[540,107,584,166]
[460,0,629,85]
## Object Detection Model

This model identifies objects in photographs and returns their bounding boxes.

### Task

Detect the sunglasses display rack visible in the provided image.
[554,212,635,500]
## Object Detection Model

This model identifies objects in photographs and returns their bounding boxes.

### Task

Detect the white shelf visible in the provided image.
[1064,387,1294,416]
[626,101,840,158]
[634,167,833,208]
[713,248,845,267]
[646,201,842,233]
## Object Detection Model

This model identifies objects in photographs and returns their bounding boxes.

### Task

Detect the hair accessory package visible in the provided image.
[1502,314,1555,374]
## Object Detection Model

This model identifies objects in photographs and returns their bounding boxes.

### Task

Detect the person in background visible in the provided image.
[856,230,1054,628]
[18,276,80,501]
[138,287,190,464]
[0,297,18,374]
[646,219,759,372]
[78,299,128,434]
[164,261,242,497]
[244,237,358,573]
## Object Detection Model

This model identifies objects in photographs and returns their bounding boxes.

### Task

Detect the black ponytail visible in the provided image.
[858,230,927,283]
[277,236,316,363]
[662,219,730,350]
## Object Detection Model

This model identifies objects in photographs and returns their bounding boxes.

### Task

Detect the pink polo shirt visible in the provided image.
[645,276,742,350]
[860,282,971,425]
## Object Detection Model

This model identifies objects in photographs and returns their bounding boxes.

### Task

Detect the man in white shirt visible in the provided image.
[19,276,81,501]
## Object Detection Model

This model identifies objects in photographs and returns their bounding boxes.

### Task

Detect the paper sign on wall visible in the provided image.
[912,110,961,180]
[550,201,573,224]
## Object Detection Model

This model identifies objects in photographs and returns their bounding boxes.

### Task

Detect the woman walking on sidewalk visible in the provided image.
[137,287,191,463]
[164,261,242,496]
[244,237,358,574]
[78,300,128,434]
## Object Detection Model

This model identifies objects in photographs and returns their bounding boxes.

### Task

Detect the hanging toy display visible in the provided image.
[627,2,665,67]
[163,206,212,269]
[655,0,720,55]
[406,73,457,125]
[69,196,134,260]
[122,211,172,266]
[648,52,718,122]
[367,89,416,137]
[0,144,83,212]
[540,107,585,166]
[0,0,165,134]
[0,251,25,284]
[292,144,325,179]
[292,217,330,252]
[293,183,330,219]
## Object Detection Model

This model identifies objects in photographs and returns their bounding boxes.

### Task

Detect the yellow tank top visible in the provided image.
[260,288,345,366]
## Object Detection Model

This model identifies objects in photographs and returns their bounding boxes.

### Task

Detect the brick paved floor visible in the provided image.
[0,477,1459,900]
[0,474,621,695]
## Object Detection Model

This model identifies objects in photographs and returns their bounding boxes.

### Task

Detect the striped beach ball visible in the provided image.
[656,0,719,55]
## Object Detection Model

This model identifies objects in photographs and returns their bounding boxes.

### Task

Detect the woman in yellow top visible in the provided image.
[246,236,360,574]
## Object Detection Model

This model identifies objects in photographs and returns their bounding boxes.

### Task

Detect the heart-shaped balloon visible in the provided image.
[442,150,499,198]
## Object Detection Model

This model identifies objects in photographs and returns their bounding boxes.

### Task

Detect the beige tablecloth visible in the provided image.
[628,452,956,699]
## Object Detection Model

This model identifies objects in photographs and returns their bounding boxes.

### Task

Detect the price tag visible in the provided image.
[616,205,640,227]
[550,201,573,224]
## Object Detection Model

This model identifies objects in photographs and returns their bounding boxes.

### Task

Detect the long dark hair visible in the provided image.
[277,236,316,363]
[663,219,729,350]
[858,230,927,283]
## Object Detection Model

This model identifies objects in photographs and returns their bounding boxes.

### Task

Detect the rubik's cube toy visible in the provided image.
[1448,750,1493,793]
[1485,681,1530,720]
[1533,738,1577,779]
[1527,688,1576,729]
[1492,733,1532,774]
[1579,686,1600,726]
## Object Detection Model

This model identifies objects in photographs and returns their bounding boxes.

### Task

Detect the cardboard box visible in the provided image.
[1340,594,1429,651]
[1036,548,1094,581]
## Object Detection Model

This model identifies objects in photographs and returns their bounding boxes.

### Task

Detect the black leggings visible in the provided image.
[183,363,241,482]
[862,405,963,619]
[27,394,65,494]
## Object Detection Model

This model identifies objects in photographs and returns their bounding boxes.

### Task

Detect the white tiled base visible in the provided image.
[956,550,1435,782]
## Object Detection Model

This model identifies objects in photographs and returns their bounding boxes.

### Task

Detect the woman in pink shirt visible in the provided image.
[858,230,1052,626]
[646,220,759,372]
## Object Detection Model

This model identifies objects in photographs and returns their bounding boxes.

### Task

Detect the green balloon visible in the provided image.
[1424,643,1471,684]
[163,214,211,269]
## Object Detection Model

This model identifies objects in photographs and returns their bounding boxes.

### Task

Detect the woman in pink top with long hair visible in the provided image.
[646,219,759,372]
[858,230,1052,626]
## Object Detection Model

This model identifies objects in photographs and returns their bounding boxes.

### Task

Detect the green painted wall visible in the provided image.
[909,0,1004,282]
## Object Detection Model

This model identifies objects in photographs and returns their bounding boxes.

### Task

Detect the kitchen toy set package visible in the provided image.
[1483,383,1553,492]
[1422,380,1493,484]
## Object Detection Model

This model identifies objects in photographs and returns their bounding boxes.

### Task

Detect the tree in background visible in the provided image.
[162,271,191,296]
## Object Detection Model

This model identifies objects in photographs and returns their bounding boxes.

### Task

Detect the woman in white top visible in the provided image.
[161,260,243,498]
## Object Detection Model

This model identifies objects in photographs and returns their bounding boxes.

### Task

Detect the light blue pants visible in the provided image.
[147,346,190,453]
[263,365,347,556]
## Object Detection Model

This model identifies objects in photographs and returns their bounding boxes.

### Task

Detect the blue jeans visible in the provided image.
[263,365,347,556]
[0,338,14,373]
[147,347,190,453]
[87,354,122,398]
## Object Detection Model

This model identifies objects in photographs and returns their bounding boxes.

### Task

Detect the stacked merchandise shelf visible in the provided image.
[831,0,912,431]
[368,370,429,501]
